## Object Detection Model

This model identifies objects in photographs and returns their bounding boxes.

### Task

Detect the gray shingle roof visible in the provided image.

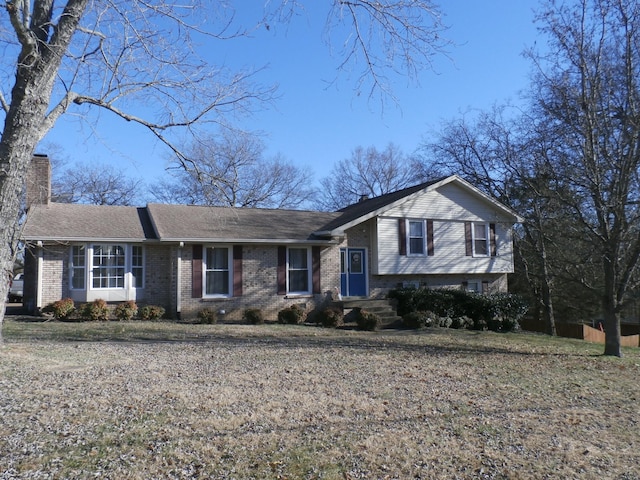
[22,177,521,244]
[318,178,446,232]
[146,203,341,242]
[23,203,155,241]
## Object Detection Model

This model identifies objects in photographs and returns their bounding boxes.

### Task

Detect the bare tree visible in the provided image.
[314,143,429,210]
[154,130,315,209]
[53,162,143,205]
[526,0,640,356]
[425,107,572,337]
[0,0,448,327]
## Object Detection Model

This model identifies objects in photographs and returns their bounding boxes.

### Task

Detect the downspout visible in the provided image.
[176,242,183,319]
[36,241,43,310]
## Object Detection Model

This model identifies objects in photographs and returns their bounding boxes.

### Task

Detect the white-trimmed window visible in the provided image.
[466,281,481,293]
[204,246,232,297]
[131,246,144,288]
[288,247,311,294]
[70,244,144,291]
[473,223,489,256]
[408,220,425,255]
[71,245,86,290]
[93,245,125,288]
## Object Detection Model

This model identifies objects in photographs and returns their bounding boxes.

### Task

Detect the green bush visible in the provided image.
[402,310,437,329]
[356,309,380,331]
[451,315,474,330]
[138,305,166,321]
[388,287,528,332]
[81,299,109,321]
[318,306,344,328]
[197,307,218,324]
[114,300,138,321]
[437,316,453,328]
[43,298,75,321]
[487,293,529,332]
[277,304,305,324]
[243,308,265,325]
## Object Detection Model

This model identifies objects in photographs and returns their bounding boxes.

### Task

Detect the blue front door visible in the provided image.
[340,248,367,297]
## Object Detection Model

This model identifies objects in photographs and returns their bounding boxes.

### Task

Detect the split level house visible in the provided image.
[21,155,523,321]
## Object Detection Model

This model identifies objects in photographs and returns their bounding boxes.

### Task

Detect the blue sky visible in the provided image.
[41,1,542,188]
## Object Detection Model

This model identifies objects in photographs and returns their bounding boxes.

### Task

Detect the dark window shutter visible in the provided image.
[461,281,469,291]
[233,245,243,297]
[464,222,473,256]
[192,244,203,298]
[398,218,407,256]
[277,246,287,295]
[490,223,497,256]
[312,246,321,294]
[482,280,490,294]
[427,220,434,256]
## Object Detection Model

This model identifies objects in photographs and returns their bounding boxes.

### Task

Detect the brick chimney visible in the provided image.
[26,154,51,209]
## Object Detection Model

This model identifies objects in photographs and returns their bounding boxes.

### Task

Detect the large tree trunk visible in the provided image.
[602,260,622,357]
[0,0,89,332]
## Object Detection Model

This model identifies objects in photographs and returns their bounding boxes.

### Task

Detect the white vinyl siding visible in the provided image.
[376,218,513,275]
[371,182,515,275]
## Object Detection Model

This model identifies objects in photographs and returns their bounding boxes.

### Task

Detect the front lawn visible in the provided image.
[1,319,638,479]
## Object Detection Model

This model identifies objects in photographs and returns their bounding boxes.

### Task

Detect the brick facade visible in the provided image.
[178,244,341,322]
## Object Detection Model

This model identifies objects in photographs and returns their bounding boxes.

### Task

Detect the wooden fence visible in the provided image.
[520,319,640,347]
[582,324,640,348]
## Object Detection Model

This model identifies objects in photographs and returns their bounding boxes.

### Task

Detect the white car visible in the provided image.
[9,273,23,303]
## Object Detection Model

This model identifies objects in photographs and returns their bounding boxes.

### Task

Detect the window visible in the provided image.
[70,244,144,293]
[473,223,489,256]
[204,247,231,296]
[131,246,144,288]
[288,247,310,293]
[71,245,86,289]
[465,281,481,293]
[408,220,425,255]
[92,245,125,288]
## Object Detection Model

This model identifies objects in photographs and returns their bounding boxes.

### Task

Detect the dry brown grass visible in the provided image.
[1,319,639,479]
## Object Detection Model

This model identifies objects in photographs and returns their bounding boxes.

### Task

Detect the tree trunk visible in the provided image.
[541,280,556,337]
[0,0,89,331]
[602,261,622,357]
[537,228,556,336]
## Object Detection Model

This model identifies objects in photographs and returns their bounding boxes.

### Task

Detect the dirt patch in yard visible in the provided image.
[1,320,639,479]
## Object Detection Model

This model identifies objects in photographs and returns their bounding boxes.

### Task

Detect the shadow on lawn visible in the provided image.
[3,311,598,357]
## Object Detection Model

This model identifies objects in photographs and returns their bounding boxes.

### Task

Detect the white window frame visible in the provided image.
[287,247,311,295]
[131,245,145,289]
[70,245,86,290]
[91,244,126,289]
[465,281,481,293]
[407,219,426,256]
[472,222,490,257]
[69,244,145,292]
[203,245,233,298]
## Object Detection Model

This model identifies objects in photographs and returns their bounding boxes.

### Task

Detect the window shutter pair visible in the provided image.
[191,245,243,298]
[398,219,434,256]
[277,246,322,295]
[464,222,497,256]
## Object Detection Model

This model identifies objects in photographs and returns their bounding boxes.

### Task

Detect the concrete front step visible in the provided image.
[341,298,402,327]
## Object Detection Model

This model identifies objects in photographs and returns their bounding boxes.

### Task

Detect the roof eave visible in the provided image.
[24,236,154,243]
[158,237,339,245]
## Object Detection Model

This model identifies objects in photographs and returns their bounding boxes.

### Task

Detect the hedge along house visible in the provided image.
[21,155,523,320]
